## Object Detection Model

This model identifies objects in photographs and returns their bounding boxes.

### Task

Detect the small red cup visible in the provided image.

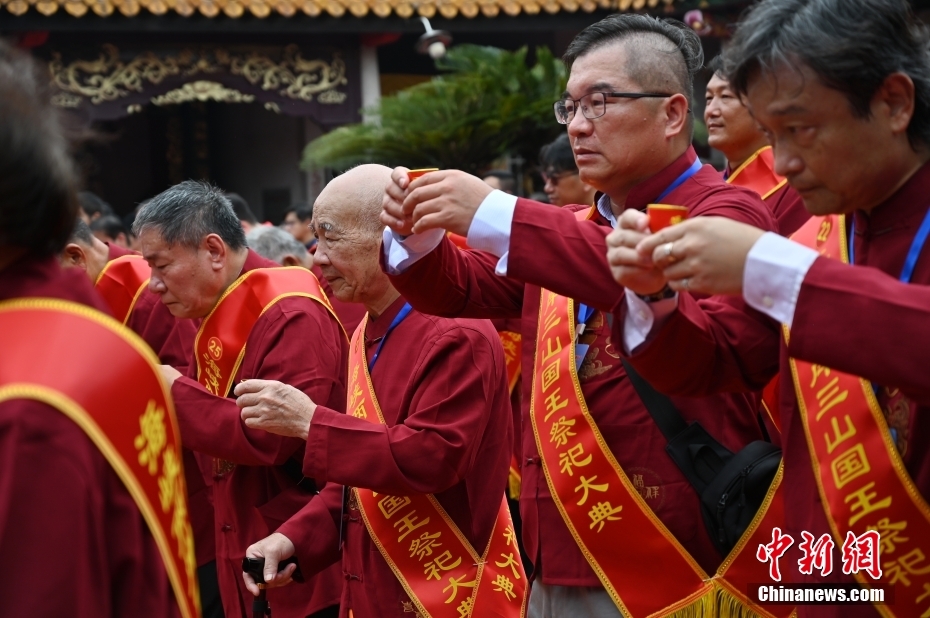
[407,168,439,181]
[647,204,689,232]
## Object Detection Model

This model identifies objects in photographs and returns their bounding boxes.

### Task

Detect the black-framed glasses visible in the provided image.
[553,91,672,124]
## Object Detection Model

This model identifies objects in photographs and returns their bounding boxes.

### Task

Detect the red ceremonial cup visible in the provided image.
[647,204,689,232]
[407,168,439,181]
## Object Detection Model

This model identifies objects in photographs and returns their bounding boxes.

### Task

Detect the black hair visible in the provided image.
[724,0,930,149]
[0,40,79,256]
[539,134,577,175]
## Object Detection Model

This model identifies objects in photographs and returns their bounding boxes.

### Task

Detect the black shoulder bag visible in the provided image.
[621,359,781,556]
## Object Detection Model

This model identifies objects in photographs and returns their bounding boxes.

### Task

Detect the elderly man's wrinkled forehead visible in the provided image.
[312,164,393,236]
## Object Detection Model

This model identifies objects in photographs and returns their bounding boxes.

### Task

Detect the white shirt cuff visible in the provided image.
[622,288,679,353]
[382,227,446,275]
[467,190,517,276]
[743,232,819,328]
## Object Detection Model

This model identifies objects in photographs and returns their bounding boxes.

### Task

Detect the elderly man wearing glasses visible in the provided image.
[379,13,778,618]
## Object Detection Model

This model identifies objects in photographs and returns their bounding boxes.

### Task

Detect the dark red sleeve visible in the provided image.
[126,291,197,372]
[276,482,344,578]
[172,302,345,467]
[385,235,525,320]
[766,184,810,237]
[0,400,179,617]
[617,292,781,396]
[305,326,505,496]
[789,257,930,404]
[508,201,622,312]
[507,192,777,313]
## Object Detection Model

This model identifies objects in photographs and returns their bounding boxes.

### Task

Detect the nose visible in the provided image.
[312,246,330,268]
[567,111,592,138]
[772,141,803,178]
[705,99,720,122]
[148,272,167,294]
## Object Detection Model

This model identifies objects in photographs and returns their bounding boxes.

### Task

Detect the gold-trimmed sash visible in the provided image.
[726,146,787,201]
[95,254,151,325]
[499,330,523,500]
[0,299,200,618]
[528,207,791,617]
[348,316,528,618]
[194,266,339,398]
[788,215,930,617]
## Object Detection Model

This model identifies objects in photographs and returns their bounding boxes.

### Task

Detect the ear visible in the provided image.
[61,243,88,271]
[203,234,228,271]
[876,72,916,137]
[663,93,691,139]
[281,254,302,267]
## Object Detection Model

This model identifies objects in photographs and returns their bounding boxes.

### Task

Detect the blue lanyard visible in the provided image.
[656,158,702,202]
[571,160,701,370]
[368,303,413,371]
[848,206,930,283]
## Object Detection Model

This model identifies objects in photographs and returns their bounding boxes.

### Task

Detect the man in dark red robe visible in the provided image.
[0,41,179,617]
[235,165,516,618]
[61,218,220,614]
[379,15,778,616]
[61,218,197,371]
[704,55,809,236]
[134,181,345,618]
[607,1,930,616]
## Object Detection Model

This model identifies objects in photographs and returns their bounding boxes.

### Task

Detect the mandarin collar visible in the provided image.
[625,146,699,212]
[365,294,408,341]
[106,242,135,260]
[855,159,930,236]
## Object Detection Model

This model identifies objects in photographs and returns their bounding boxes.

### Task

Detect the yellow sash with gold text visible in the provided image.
[348,316,528,618]
[0,299,200,618]
[95,254,151,325]
[788,215,930,617]
[194,266,337,398]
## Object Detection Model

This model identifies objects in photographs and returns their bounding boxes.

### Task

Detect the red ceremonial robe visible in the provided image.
[0,255,179,617]
[104,244,215,569]
[106,243,198,372]
[171,249,346,618]
[276,296,513,618]
[618,160,930,617]
[386,147,778,584]
[765,183,809,238]
[724,147,809,237]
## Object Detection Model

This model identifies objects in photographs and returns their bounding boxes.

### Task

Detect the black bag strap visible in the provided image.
[621,358,688,440]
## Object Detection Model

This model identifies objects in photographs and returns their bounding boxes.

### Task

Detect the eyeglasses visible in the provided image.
[541,170,578,186]
[553,91,672,124]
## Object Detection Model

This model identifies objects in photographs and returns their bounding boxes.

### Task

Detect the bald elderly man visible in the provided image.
[236,165,526,618]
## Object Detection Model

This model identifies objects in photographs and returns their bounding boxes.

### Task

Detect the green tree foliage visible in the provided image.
[302,45,568,175]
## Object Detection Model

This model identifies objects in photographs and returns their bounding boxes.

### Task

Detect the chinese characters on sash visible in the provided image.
[347,317,527,618]
[789,215,930,617]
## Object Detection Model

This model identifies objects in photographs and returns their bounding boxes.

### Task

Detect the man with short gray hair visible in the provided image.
[136,180,345,618]
[247,225,312,268]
